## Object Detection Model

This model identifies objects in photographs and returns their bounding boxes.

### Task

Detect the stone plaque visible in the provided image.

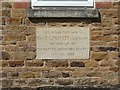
[36,27,90,59]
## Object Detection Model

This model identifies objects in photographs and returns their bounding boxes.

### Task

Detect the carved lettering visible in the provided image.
[36,27,90,59]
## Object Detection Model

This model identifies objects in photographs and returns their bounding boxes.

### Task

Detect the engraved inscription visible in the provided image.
[36,27,90,59]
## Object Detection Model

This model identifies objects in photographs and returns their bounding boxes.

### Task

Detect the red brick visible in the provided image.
[14,1,30,9]
[96,2,112,9]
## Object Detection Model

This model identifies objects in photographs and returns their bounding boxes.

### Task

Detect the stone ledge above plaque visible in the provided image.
[36,27,90,59]
[28,8,99,18]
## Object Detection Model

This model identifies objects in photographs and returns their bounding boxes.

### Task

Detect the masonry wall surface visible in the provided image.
[1,0,120,89]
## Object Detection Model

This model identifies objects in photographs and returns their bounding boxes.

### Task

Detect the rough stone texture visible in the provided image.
[28,9,99,18]
[9,61,24,67]
[42,71,61,78]
[26,60,44,67]
[62,72,70,78]
[45,60,69,67]
[70,61,85,67]
[1,1,120,89]
[20,72,40,78]
[56,79,73,85]
[2,2,12,9]
[2,51,11,60]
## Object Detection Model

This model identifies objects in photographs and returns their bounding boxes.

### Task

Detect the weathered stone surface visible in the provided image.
[91,35,118,42]
[12,9,27,17]
[56,79,73,85]
[42,71,61,78]
[14,79,27,87]
[109,67,119,72]
[28,9,99,18]
[72,71,86,77]
[2,2,12,9]
[45,60,68,67]
[12,52,36,60]
[9,61,24,67]
[6,18,21,25]
[99,60,114,67]
[55,67,75,71]
[75,78,91,86]
[107,42,118,47]
[8,72,19,78]
[109,52,119,59]
[2,79,13,87]
[2,51,10,60]
[91,41,107,46]
[28,79,46,86]
[27,35,36,42]
[86,60,99,67]
[0,59,8,67]
[70,61,85,67]
[4,45,19,52]
[4,32,26,41]
[101,9,118,17]
[20,72,40,78]
[27,67,52,72]
[62,72,70,78]
[25,52,36,60]
[24,27,36,36]
[1,71,7,78]
[26,60,44,67]
[2,10,11,17]
[36,27,90,59]
[1,17,5,25]
[28,79,54,86]
[86,71,102,77]
[91,52,108,61]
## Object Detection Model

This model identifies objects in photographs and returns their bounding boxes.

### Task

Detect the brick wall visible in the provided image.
[1,0,120,89]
